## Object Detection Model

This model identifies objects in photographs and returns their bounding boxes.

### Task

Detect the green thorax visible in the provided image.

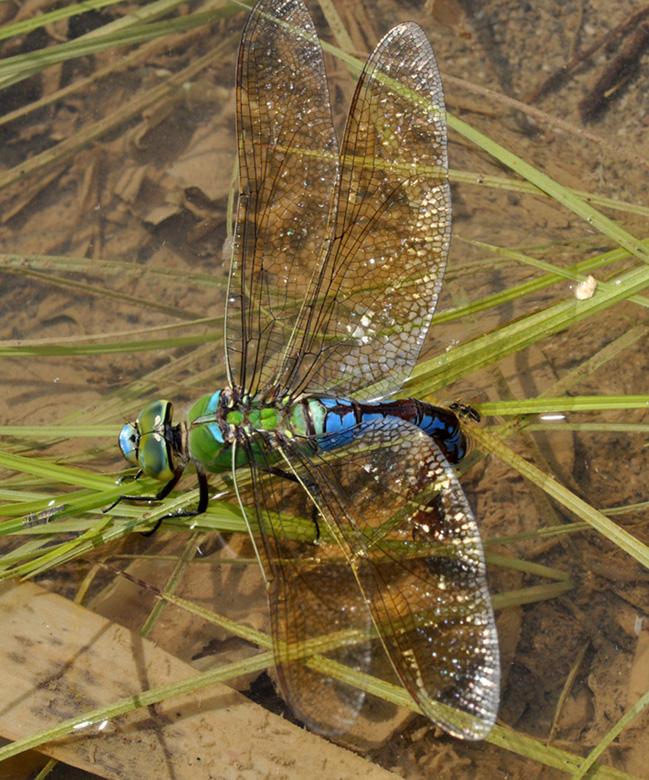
[186,391,319,474]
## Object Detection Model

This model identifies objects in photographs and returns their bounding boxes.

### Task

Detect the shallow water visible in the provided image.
[0,0,647,778]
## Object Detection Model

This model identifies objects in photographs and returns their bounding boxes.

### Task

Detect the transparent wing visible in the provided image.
[236,435,373,736]
[237,419,499,738]
[228,2,451,401]
[226,0,338,395]
[274,22,451,399]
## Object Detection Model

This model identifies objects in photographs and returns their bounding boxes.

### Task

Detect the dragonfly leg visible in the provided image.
[98,471,142,513]
[449,401,481,424]
[102,469,184,514]
[117,469,143,486]
[141,469,210,536]
[263,465,300,483]
[103,467,210,535]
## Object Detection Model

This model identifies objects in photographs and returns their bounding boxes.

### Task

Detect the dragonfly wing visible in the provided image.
[230,5,451,400]
[285,419,498,738]
[235,434,374,736]
[236,419,498,738]
[227,0,338,395]
[323,420,500,739]
[369,422,499,739]
[281,23,451,398]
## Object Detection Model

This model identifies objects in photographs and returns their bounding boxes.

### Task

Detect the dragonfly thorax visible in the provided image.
[187,388,296,474]
[187,389,241,473]
[118,399,188,483]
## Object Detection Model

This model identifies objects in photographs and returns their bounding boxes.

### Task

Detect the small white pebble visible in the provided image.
[574,275,597,300]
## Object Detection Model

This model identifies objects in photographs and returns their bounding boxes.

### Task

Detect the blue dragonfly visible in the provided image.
[115,0,500,739]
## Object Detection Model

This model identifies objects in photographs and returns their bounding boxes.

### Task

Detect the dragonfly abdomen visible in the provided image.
[298,396,467,463]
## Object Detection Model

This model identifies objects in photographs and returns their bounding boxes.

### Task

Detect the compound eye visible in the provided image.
[118,422,140,466]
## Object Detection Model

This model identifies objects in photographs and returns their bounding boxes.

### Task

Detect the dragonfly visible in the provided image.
[114,0,500,740]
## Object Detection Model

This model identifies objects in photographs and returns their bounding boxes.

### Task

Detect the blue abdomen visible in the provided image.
[301,396,467,463]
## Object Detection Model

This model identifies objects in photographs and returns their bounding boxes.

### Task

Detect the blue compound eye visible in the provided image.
[119,422,140,467]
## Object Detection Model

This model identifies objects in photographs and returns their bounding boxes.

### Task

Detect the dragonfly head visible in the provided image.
[118,400,180,483]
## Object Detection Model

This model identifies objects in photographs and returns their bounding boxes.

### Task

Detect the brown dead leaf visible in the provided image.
[0,581,400,780]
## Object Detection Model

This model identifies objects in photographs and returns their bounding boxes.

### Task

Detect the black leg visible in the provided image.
[449,402,481,424]
[263,465,300,483]
[104,467,211,536]
[102,470,183,514]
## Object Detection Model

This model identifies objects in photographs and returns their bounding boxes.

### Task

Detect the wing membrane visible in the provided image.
[236,434,373,735]
[228,5,451,401]
[238,419,499,738]
[276,23,451,398]
[227,0,339,395]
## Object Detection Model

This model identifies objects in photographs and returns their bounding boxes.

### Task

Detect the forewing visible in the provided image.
[234,433,373,736]
[280,23,451,399]
[236,419,499,739]
[226,0,339,395]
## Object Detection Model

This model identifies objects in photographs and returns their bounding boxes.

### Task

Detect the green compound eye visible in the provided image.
[118,401,176,483]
